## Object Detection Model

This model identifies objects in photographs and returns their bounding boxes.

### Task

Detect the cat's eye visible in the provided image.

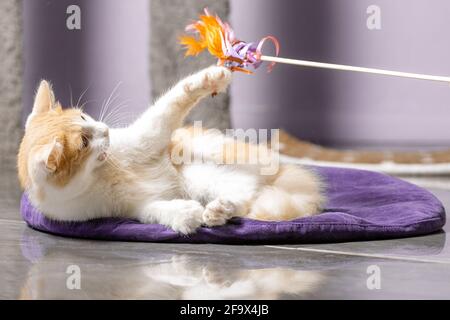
[81,135,90,148]
[81,115,87,121]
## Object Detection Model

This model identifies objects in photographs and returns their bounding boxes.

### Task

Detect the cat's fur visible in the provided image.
[17,66,323,234]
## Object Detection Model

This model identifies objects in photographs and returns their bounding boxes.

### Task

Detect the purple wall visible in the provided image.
[230,0,450,147]
[23,0,150,126]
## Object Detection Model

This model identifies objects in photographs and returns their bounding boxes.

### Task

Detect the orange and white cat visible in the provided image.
[17,66,323,234]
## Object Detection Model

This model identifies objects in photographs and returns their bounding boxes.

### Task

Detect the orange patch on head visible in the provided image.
[17,80,93,190]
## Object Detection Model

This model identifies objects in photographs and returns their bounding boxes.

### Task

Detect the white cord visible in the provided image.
[261,55,450,84]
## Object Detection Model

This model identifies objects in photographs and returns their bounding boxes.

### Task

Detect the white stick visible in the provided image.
[261,55,450,84]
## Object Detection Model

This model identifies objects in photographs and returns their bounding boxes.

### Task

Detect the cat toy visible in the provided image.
[180,8,450,84]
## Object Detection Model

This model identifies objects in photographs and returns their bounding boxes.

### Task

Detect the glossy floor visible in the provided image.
[1,186,449,299]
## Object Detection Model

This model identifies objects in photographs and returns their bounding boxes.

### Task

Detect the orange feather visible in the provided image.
[179,13,226,60]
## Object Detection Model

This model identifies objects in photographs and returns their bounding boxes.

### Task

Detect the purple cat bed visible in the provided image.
[20,166,446,244]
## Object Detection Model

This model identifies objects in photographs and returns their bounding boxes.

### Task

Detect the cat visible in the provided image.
[17,65,323,234]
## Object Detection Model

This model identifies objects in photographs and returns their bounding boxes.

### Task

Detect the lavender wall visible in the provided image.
[230,0,450,147]
[23,0,150,126]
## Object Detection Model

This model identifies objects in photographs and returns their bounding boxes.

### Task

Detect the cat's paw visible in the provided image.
[204,65,232,94]
[171,200,204,235]
[184,66,232,96]
[202,198,236,227]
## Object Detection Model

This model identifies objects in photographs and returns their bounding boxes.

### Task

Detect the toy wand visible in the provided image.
[260,56,450,84]
[180,8,450,84]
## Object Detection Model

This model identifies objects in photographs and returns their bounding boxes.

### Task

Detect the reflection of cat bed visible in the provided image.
[20,166,445,244]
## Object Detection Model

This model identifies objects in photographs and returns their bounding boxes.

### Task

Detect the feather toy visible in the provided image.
[180,8,279,74]
[180,8,450,84]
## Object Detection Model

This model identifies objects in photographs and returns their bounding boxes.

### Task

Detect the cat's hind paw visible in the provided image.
[202,198,236,227]
[170,200,204,235]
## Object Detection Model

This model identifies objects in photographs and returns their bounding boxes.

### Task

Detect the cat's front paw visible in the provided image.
[185,66,232,96]
[204,65,232,94]
[203,198,236,227]
[171,200,204,235]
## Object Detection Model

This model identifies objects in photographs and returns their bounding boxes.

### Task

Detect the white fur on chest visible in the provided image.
[33,188,107,221]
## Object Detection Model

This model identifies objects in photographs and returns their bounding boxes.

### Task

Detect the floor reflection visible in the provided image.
[17,225,448,299]
[19,230,324,299]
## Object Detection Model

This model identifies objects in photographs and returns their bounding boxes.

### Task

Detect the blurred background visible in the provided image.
[1,0,450,214]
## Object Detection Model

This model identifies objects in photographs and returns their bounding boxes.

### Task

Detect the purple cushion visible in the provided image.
[20,166,446,244]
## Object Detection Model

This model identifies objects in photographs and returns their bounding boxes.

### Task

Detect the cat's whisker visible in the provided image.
[98,100,107,122]
[100,94,120,122]
[99,91,116,122]
[103,104,129,123]
[103,101,131,125]
[69,84,74,109]
[104,97,129,115]
[98,95,112,122]
[104,82,122,110]
[109,121,130,129]
[77,99,95,112]
[100,82,122,122]
[76,85,91,110]
[104,108,134,125]
[105,112,138,128]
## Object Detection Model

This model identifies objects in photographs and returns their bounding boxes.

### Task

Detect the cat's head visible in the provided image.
[18,80,110,192]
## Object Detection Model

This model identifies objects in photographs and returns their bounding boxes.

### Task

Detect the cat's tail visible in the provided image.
[248,164,324,221]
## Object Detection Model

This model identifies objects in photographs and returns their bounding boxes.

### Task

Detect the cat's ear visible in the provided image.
[33,80,56,114]
[38,138,63,173]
